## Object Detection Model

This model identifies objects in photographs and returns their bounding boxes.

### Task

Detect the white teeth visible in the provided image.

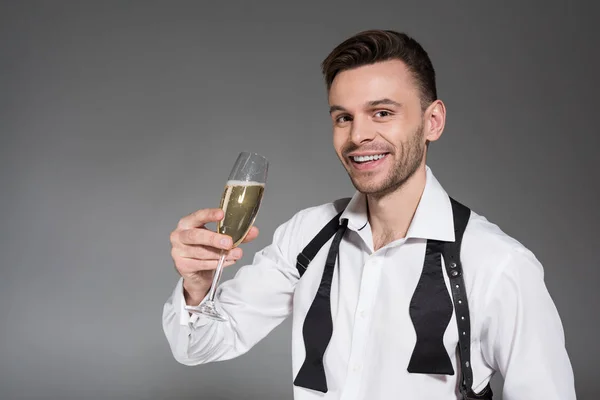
[352,154,386,162]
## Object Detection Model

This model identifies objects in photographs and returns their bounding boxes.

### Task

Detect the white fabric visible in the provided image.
[162,166,576,400]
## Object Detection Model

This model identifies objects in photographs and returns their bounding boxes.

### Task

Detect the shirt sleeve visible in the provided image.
[479,248,577,400]
[162,212,303,366]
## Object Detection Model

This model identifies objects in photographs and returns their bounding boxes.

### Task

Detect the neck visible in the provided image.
[367,164,427,249]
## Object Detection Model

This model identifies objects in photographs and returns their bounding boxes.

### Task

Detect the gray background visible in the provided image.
[1,1,598,399]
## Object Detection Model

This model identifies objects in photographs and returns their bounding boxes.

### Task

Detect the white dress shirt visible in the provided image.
[162,166,576,400]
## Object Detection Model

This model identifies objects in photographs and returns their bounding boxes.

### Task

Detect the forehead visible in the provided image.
[328,59,419,107]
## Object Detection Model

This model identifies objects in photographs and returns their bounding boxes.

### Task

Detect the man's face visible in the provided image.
[328,59,432,197]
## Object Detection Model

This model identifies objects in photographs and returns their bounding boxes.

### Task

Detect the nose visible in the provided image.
[349,115,376,145]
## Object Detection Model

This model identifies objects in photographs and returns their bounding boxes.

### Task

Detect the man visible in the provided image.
[163,30,576,399]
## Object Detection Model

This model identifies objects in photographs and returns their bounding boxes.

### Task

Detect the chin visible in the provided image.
[348,168,415,197]
[349,175,389,195]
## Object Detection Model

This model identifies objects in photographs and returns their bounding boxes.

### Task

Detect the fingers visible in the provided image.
[175,256,239,275]
[174,228,234,250]
[172,246,243,262]
[241,226,259,243]
[177,208,224,230]
[171,210,258,280]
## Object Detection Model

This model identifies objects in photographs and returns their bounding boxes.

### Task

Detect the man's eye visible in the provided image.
[336,115,352,123]
[374,110,392,118]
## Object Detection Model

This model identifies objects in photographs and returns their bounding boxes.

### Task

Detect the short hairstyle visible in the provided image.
[321,30,437,110]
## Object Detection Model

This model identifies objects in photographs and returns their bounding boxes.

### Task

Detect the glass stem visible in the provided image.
[206,249,227,302]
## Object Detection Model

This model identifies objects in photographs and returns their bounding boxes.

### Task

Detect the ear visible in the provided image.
[423,100,446,144]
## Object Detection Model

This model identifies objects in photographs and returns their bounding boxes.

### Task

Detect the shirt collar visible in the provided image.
[340,165,455,242]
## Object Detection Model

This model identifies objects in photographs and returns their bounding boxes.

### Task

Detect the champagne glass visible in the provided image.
[185,151,268,321]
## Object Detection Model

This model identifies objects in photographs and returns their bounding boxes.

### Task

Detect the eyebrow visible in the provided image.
[329,98,402,114]
[367,98,402,108]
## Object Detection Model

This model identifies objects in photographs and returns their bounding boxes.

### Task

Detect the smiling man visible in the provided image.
[163,30,576,400]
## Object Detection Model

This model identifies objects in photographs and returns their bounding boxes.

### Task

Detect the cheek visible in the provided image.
[332,128,347,153]
[378,121,414,143]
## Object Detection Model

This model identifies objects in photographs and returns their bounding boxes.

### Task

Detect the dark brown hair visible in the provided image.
[321,30,437,110]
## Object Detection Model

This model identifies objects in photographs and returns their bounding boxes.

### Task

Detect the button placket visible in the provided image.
[340,256,383,400]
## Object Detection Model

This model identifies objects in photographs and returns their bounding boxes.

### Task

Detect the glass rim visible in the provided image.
[239,151,268,160]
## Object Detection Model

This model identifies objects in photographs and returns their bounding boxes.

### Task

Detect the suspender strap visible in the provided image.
[442,198,493,400]
[296,209,346,277]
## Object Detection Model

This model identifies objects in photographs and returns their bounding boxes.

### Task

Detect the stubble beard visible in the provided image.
[345,121,426,199]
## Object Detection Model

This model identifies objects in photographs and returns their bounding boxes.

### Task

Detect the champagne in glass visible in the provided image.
[218,181,265,247]
[185,152,268,321]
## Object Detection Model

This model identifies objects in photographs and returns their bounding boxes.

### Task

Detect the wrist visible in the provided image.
[183,281,209,306]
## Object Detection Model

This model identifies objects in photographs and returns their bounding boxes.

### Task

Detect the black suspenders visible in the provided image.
[294,197,493,400]
[440,199,493,400]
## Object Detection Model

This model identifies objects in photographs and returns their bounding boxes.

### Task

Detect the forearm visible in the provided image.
[162,278,241,365]
[162,212,303,367]
[163,246,297,365]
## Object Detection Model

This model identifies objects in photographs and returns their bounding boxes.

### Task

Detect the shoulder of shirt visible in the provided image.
[462,208,544,278]
[296,197,350,219]
[284,197,351,231]
[272,197,351,255]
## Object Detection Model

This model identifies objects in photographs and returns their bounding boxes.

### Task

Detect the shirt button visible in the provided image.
[359,310,366,318]
[352,364,361,372]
